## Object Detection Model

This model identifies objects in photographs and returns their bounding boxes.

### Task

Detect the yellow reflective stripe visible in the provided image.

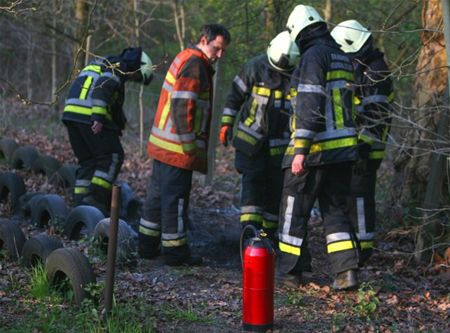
[82,65,102,74]
[294,139,311,149]
[285,146,295,155]
[333,89,344,129]
[262,220,278,229]
[158,96,171,128]
[354,96,361,105]
[290,88,297,97]
[310,137,357,153]
[359,134,374,144]
[252,86,271,97]
[165,71,176,85]
[369,151,384,159]
[74,187,89,194]
[270,147,286,156]
[149,135,183,153]
[387,92,394,102]
[240,213,263,223]
[279,242,301,256]
[326,70,353,81]
[162,238,187,247]
[244,100,258,126]
[236,130,257,145]
[79,76,93,100]
[91,176,112,190]
[360,241,374,250]
[92,106,107,116]
[327,240,356,253]
[64,104,92,115]
[139,226,161,237]
[182,142,196,152]
[221,116,234,125]
[274,90,282,98]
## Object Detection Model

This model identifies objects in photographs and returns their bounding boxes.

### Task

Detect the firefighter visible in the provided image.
[63,47,153,214]
[138,24,231,266]
[331,20,393,266]
[219,31,300,241]
[277,5,360,290]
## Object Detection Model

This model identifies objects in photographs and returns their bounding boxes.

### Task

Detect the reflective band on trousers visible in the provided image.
[279,241,301,256]
[327,240,356,253]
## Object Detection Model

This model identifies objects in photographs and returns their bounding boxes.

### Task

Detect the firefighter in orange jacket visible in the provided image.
[138,24,231,266]
[219,31,300,241]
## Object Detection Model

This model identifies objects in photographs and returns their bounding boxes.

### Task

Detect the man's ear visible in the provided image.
[199,35,208,46]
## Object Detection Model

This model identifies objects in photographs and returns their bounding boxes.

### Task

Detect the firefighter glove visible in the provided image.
[219,125,232,147]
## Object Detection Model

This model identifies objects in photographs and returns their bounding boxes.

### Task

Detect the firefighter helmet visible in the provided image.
[267,31,300,71]
[286,5,324,42]
[330,20,371,53]
[140,50,153,85]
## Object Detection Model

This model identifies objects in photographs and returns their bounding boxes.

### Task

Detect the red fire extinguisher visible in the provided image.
[241,225,275,332]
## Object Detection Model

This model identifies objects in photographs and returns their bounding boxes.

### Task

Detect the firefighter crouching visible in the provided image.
[62,47,153,214]
[277,5,360,291]
[220,31,300,242]
[331,20,394,267]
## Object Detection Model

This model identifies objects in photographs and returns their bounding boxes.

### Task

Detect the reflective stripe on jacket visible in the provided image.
[353,49,393,160]
[147,47,213,174]
[62,61,125,132]
[221,54,292,157]
[283,36,359,168]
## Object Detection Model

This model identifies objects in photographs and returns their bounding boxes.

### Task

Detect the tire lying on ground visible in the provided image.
[64,205,105,240]
[17,192,46,219]
[0,172,26,214]
[92,218,137,262]
[45,247,96,306]
[31,194,69,231]
[10,145,40,170]
[31,155,61,178]
[117,181,142,222]
[0,138,19,162]
[0,220,26,261]
[48,164,78,188]
[21,233,63,267]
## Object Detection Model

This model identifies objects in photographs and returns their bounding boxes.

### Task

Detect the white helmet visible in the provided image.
[330,20,371,53]
[140,50,153,85]
[267,31,300,71]
[286,5,324,42]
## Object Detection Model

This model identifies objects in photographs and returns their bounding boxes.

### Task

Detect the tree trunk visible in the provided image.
[74,0,89,74]
[172,0,185,51]
[323,0,332,23]
[389,0,448,222]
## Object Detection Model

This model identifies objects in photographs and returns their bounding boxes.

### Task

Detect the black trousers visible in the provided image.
[277,163,359,275]
[138,159,192,260]
[349,159,382,265]
[235,149,284,239]
[65,121,124,207]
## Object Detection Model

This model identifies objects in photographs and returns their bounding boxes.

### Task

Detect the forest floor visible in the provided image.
[0,102,449,332]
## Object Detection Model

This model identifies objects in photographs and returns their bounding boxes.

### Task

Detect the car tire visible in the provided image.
[0,172,26,214]
[64,205,104,240]
[10,145,40,170]
[31,194,69,231]
[21,233,63,267]
[0,220,26,261]
[45,247,96,306]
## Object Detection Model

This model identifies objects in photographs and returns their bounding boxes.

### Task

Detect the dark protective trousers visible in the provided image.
[65,122,124,208]
[277,163,359,275]
[138,159,192,260]
[235,149,284,240]
[349,159,382,265]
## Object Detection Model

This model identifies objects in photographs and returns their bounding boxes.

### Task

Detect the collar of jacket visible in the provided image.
[298,34,340,54]
[187,44,216,75]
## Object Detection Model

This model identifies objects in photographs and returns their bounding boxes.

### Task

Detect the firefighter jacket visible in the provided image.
[147,46,214,174]
[63,60,127,133]
[283,35,359,168]
[353,48,393,161]
[221,54,292,158]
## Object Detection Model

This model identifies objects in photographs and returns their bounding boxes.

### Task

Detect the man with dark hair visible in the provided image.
[138,24,231,266]
[63,47,153,214]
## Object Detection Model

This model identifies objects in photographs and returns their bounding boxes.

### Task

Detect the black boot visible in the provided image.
[332,269,359,291]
